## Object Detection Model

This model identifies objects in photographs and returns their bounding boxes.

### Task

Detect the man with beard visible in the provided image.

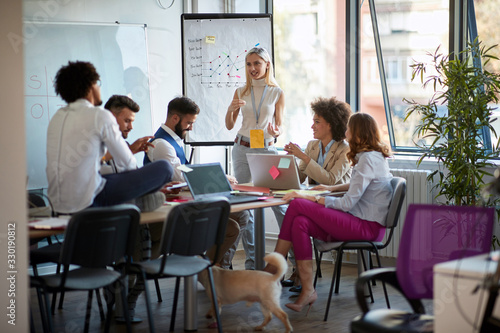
[145,97,251,271]
[46,61,172,214]
[101,95,154,174]
[144,96,198,179]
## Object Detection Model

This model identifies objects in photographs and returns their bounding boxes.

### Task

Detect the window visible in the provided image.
[273,0,346,148]
[362,0,449,150]
[473,0,500,148]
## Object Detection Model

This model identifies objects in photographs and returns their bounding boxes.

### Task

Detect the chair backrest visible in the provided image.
[384,177,406,229]
[158,197,230,269]
[396,204,495,300]
[59,204,140,268]
[378,177,406,247]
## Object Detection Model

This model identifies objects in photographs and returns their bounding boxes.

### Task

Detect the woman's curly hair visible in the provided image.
[346,112,391,165]
[311,97,352,142]
[54,61,100,103]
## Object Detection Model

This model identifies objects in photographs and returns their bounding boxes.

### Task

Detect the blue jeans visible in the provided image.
[92,160,173,207]
[232,142,278,269]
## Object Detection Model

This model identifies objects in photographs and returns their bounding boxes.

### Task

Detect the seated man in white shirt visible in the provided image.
[46,61,172,214]
[145,97,251,269]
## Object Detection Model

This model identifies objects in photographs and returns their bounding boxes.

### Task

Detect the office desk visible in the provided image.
[30,195,287,331]
[434,252,500,333]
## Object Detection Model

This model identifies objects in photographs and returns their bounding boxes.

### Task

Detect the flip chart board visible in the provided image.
[181,14,273,144]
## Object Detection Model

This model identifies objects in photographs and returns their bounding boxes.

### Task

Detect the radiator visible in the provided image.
[379,169,433,258]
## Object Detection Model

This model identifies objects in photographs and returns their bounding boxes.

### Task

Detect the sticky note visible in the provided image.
[177,165,193,173]
[250,129,265,148]
[269,165,280,180]
[205,36,216,44]
[278,158,291,169]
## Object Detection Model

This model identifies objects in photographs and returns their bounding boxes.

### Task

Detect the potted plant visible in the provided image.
[404,40,500,247]
[404,40,500,206]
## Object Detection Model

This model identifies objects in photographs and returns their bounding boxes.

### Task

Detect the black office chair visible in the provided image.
[29,192,106,319]
[130,197,230,333]
[31,204,140,333]
[313,177,406,321]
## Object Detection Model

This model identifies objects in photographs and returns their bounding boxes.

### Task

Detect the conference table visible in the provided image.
[29,193,287,331]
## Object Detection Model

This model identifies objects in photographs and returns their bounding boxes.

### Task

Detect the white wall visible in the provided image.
[0,2,29,332]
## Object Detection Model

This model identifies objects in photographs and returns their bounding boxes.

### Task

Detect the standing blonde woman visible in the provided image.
[225,47,285,269]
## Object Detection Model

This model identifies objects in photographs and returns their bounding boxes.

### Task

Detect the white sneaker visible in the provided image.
[135,192,165,212]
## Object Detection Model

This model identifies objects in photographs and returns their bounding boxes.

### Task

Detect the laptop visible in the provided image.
[247,153,305,190]
[182,163,263,204]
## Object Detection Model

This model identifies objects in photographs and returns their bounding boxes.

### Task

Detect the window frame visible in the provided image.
[368,0,493,154]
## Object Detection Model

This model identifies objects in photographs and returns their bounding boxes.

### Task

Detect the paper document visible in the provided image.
[29,216,70,230]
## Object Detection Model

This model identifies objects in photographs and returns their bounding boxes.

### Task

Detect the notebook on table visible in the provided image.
[247,153,306,190]
[182,163,264,204]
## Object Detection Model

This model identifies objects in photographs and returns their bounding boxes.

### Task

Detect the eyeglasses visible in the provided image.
[96,80,102,87]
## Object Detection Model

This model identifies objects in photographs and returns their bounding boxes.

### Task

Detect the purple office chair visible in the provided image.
[351,204,495,333]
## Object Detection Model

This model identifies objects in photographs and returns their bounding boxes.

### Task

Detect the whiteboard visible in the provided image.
[24,22,152,189]
[181,14,273,144]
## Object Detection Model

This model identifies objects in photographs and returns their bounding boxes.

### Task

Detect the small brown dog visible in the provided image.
[199,252,293,332]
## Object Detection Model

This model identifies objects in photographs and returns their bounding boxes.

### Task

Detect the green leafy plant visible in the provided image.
[404,40,500,206]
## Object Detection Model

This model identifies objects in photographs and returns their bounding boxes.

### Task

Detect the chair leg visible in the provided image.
[154,278,163,302]
[359,250,374,304]
[170,278,181,332]
[104,289,113,333]
[35,286,50,333]
[313,252,323,288]
[120,279,132,333]
[313,244,322,278]
[95,289,105,321]
[324,250,343,321]
[141,272,156,333]
[84,290,93,333]
[56,264,65,311]
[207,268,223,333]
[334,250,344,294]
[41,288,54,333]
[373,249,390,308]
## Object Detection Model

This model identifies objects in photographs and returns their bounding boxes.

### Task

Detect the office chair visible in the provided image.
[313,177,406,321]
[130,197,230,333]
[31,204,140,333]
[350,203,495,333]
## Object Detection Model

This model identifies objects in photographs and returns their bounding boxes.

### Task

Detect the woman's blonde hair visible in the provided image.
[241,47,278,96]
[346,113,391,165]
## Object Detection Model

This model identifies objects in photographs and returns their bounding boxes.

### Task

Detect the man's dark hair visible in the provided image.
[311,97,352,141]
[104,95,140,114]
[54,61,100,103]
[167,96,200,118]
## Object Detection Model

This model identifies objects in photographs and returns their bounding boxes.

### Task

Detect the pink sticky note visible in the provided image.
[269,165,280,180]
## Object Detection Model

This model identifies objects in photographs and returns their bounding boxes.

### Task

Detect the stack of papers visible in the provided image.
[29,216,70,230]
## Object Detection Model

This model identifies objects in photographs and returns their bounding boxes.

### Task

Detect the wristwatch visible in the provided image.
[314,195,321,203]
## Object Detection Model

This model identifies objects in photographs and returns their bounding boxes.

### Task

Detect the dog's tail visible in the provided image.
[263,252,288,281]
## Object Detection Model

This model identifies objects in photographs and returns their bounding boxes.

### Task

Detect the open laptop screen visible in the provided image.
[183,163,232,197]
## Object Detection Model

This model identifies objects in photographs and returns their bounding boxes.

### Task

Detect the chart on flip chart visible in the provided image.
[181,14,273,144]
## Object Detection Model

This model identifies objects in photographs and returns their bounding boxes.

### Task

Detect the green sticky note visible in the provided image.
[278,158,291,169]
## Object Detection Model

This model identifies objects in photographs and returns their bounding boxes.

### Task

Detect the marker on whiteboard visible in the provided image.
[255,43,260,47]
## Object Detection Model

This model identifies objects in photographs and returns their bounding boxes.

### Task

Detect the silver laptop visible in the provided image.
[247,153,304,190]
[182,163,263,204]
